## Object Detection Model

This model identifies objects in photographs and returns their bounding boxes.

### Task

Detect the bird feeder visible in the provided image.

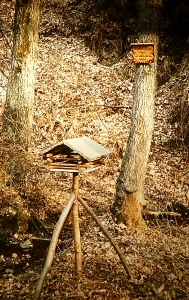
[41,136,110,174]
[131,42,154,64]
[41,136,110,275]
[34,137,132,299]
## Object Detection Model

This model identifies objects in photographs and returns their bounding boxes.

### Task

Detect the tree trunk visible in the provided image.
[2,0,40,182]
[112,0,162,229]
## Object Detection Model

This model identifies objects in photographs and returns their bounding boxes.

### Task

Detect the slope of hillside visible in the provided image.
[0,1,188,299]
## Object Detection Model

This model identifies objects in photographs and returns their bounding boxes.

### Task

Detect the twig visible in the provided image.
[33,193,75,300]
[63,104,131,109]
[78,196,133,280]
[31,237,51,242]
[0,68,8,79]
[31,214,51,235]
[175,286,189,297]
[100,105,132,109]
[144,211,181,217]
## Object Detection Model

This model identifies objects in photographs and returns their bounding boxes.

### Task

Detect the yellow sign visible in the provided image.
[131,43,154,64]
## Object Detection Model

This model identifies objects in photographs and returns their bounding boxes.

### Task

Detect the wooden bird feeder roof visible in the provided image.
[41,136,110,173]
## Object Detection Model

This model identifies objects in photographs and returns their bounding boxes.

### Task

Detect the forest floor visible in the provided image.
[0,0,189,299]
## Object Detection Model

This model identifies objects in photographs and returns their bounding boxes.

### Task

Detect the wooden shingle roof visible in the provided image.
[41,136,110,162]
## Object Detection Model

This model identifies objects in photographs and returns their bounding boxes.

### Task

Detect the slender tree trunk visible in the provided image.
[2,0,40,182]
[112,0,162,229]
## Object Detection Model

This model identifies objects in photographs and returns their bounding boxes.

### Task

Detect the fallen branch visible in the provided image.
[33,193,75,300]
[144,211,181,217]
[78,196,133,280]
[31,237,51,242]
[31,214,51,235]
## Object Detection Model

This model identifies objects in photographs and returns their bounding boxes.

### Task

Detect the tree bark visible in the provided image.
[2,0,40,182]
[112,0,162,229]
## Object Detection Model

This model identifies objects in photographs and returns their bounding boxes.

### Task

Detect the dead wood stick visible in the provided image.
[32,214,51,235]
[50,168,80,173]
[48,161,101,167]
[48,162,79,167]
[72,173,82,275]
[46,153,53,158]
[78,196,133,280]
[51,157,79,162]
[144,211,181,217]
[31,237,51,242]
[81,160,102,166]
[33,193,75,300]
[47,165,77,169]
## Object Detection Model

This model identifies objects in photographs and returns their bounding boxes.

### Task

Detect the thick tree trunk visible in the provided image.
[112,0,162,229]
[2,0,40,181]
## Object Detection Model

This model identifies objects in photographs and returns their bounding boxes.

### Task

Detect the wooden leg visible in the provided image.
[33,193,75,300]
[72,172,82,275]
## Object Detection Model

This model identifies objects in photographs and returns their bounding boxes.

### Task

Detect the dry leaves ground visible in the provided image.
[0,0,189,299]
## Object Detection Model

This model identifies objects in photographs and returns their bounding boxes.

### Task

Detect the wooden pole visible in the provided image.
[78,196,133,280]
[72,172,82,275]
[33,193,75,300]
